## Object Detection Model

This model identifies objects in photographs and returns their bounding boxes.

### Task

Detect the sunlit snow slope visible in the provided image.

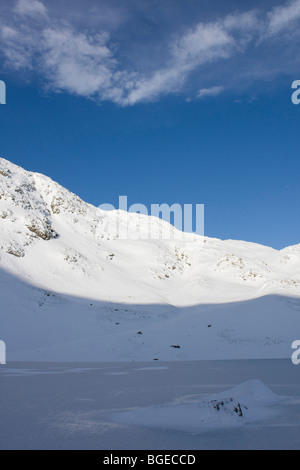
[0,157,299,361]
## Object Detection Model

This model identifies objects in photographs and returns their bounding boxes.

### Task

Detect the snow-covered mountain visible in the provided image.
[0,157,299,361]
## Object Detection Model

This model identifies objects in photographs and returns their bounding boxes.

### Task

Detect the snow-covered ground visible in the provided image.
[0,157,300,361]
[1,158,300,450]
[1,267,299,361]
[0,360,299,450]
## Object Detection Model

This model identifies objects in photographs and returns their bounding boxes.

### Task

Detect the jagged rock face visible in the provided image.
[26,218,58,241]
[0,160,59,254]
[0,156,299,306]
[0,157,103,257]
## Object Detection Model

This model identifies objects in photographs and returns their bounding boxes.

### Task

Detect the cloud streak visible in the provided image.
[197,86,224,99]
[0,0,300,105]
[267,0,300,36]
[15,0,48,18]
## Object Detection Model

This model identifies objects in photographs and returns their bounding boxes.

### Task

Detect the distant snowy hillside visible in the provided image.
[0,157,299,361]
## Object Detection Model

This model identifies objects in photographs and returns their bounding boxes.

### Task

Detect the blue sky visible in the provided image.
[0,0,300,249]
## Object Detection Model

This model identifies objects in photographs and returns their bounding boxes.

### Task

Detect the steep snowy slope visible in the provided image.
[1,157,299,305]
[0,157,299,361]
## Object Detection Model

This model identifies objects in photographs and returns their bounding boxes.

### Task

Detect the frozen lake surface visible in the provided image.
[0,359,300,450]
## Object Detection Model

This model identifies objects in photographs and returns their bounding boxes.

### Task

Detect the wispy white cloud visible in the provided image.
[0,23,37,69]
[15,0,48,18]
[119,12,263,105]
[41,28,114,96]
[122,22,235,105]
[267,0,300,36]
[198,86,224,99]
[172,23,234,65]
[0,0,300,105]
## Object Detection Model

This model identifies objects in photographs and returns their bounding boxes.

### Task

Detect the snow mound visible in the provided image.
[115,380,284,432]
